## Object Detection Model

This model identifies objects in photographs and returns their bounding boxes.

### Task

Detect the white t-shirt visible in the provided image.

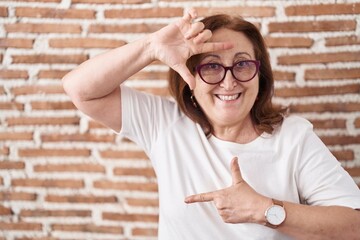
[120,86,360,240]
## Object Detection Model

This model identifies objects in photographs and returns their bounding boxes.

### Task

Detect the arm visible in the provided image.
[185,157,360,239]
[62,9,233,132]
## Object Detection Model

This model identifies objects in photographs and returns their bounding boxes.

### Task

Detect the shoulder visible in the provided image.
[281,115,313,132]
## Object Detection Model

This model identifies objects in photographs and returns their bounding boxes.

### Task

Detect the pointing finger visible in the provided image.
[184,191,216,204]
[231,157,244,185]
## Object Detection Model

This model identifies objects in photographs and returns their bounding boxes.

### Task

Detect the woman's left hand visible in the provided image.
[185,157,271,224]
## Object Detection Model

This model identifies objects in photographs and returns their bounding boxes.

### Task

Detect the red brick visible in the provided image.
[0,70,28,79]
[310,119,346,129]
[38,69,68,79]
[105,8,183,18]
[6,117,80,126]
[30,101,76,110]
[355,118,360,128]
[344,167,360,177]
[273,70,296,81]
[20,209,91,217]
[49,38,126,48]
[285,3,360,16]
[5,23,81,33]
[12,54,88,64]
[268,20,356,33]
[103,212,158,222]
[0,161,25,170]
[51,224,123,234]
[34,163,105,173]
[326,35,360,46]
[0,205,12,215]
[12,0,60,2]
[89,23,165,33]
[93,180,158,192]
[73,0,149,3]
[275,84,360,97]
[0,146,9,156]
[113,167,156,177]
[126,198,158,207]
[195,6,275,17]
[45,194,117,203]
[265,36,313,48]
[305,68,360,80]
[289,103,360,113]
[132,227,157,236]
[278,52,360,65]
[15,7,95,19]
[0,221,42,231]
[41,133,115,143]
[12,178,84,189]
[0,7,8,17]
[11,85,64,95]
[100,150,148,159]
[331,150,354,161]
[0,132,33,141]
[320,135,360,146]
[0,191,37,201]
[0,38,33,48]
[18,148,90,157]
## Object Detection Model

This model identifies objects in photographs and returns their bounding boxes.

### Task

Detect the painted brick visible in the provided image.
[93,180,158,192]
[268,20,356,33]
[105,8,183,19]
[6,117,80,126]
[5,23,82,33]
[0,7,8,17]
[325,35,360,46]
[0,38,33,49]
[285,3,360,16]
[132,227,158,237]
[103,212,158,222]
[305,68,360,80]
[278,52,360,65]
[51,224,123,234]
[100,150,148,159]
[12,54,88,64]
[0,191,37,201]
[41,133,115,143]
[0,70,29,79]
[0,222,42,231]
[45,194,117,203]
[0,205,12,216]
[15,7,96,19]
[195,6,275,17]
[34,163,105,173]
[73,0,150,3]
[18,148,90,157]
[0,161,25,170]
[126,198,159,207]
[20,209,91,217]
[49,38,127,49]
[113,167,156,177]
[0,132,33,141]
[12,178,84,188]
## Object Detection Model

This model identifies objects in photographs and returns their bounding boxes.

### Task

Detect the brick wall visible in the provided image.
[0,0,359,239]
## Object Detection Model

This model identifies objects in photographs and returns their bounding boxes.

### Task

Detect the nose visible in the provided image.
[219,69,237,90]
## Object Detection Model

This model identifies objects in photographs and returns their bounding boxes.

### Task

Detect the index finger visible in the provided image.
[184,191,216,204]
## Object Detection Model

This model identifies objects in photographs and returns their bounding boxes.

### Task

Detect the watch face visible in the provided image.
[266,205,286,225]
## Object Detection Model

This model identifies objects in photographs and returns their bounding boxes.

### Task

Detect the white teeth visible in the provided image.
[217,94,240,101]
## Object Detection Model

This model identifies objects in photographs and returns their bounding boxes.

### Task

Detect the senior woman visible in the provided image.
[62,9,360,240]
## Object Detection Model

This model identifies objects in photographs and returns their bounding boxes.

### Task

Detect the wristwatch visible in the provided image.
[264,199,286,228]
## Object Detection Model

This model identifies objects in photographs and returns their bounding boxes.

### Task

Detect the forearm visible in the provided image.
[62,36,154,101]
[277,202,360,239]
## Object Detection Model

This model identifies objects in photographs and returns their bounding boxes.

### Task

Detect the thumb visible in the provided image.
[231,157,244,185]
[172,63,196,90]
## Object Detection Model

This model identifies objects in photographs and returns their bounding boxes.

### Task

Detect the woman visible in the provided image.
[62,9,360,240]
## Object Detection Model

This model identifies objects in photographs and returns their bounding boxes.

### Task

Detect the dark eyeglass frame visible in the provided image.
[195,60,261,85]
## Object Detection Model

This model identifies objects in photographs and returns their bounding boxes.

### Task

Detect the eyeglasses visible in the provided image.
[195,60,260,85]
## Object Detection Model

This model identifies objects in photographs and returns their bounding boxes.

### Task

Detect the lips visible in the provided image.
[215,93,241,101]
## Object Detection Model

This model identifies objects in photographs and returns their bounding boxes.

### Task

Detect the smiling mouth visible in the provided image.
[215,93,241,101]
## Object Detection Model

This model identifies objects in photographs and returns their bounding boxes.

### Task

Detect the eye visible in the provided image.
[235,61,251,67]
[202,63,222,71]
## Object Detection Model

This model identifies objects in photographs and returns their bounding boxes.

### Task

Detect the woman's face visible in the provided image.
[193,28,259,129]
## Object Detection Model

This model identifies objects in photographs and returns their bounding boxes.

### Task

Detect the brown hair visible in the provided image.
[168,14,286,136]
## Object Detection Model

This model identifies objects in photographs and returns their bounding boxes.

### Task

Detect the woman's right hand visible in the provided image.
[148,9,233,90]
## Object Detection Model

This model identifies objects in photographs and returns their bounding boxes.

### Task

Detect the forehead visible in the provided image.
[207,28,255,59]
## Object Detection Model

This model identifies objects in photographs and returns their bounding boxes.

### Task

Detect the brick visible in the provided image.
[326,35,360,46]
[278,52,360,65]
[105,8,183,18]
[0,38,33,49]
[320,135,360,146]
[103,212,158,222]
[344,167,360,177]
[114,167,156,177]
[12,178,84,188]
[0,7,8,17]
[0,86,5,95]
[38,69,68,79]
[89,23,165,33]
[0,205,12,215]
[265,36,313,48]
[5,23,81,33]
[15,237,58,240]
[289,103,360,113]
[100,150,148,159]
[34,163,105,173]
[11,85,64,95]
[13,0,60,2]
[45,194,117,203]
[310,119,346,129]
[195,6,275,17]
[6,117,80,126]
[132,227,157,236]
[355,118,360,128]
[0,177,3,186]
[0,221,42,231]
[12,54,88,64]
[20,209,91,217]
[51,223,123,234]
[15,7,95,19]
[0,132,33,141]
[285,3,360,16]
[275,84,360,97]
[93,180,158,192]
[331,150,354,161]
[0,191,37,201]
[49,38,126,48]
[0,146,9,156]
[30,101,76,110]
[0,161,25,170]
[268,20,356,33]
[126,198,158,207]
[73,0,149,3]
[18,148,90,157]
[273,70,296,81]
[0,70,29,79]
[0,102,24,111]
[305,68,360,80]
[41,133,115,143]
